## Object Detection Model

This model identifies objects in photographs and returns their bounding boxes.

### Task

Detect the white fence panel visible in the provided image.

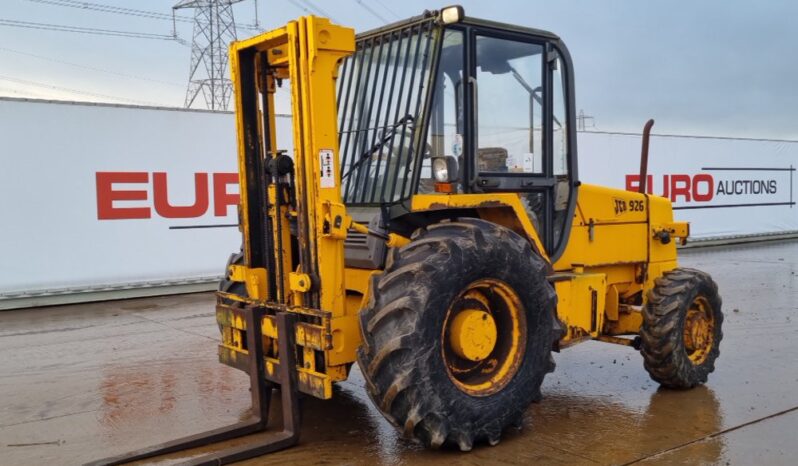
[0,99,242,307]
[578,132,797,238]
[1,98,795,308]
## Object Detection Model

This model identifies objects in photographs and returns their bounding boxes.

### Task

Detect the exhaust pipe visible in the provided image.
[638,119,655,194]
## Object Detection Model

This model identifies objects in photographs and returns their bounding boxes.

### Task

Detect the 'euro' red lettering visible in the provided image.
[96,172,151,220]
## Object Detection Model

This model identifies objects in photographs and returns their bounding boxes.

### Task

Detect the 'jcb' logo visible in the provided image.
[613,198,627,215]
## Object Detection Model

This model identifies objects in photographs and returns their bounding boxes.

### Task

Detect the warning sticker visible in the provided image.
[522,153,535,173]
[319,149,335,188]
[452,133,463,156]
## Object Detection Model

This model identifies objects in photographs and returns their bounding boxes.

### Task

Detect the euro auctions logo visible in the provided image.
[625,167,794,210]
[95,172,239,220]
[625,173,715,202]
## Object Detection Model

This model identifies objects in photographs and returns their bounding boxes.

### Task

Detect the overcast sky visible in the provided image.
[1,0,797,139]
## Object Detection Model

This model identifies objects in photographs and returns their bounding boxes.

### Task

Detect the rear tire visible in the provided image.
[218,250,246,299]
[640,268,723,389]
[217,251,246,336]
[357,218,560,450]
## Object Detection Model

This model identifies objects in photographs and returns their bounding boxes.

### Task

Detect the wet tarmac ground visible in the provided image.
[1,240,797,465]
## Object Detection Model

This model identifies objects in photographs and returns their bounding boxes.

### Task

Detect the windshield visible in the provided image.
[337,20,438,205]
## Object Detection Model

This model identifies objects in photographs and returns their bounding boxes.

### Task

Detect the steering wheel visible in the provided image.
[342,115,415,180]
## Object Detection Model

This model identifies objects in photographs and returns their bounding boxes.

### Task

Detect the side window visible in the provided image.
[420,30,464,193]
[475,36,543,175]
[552,53,568,177]
[551,50,570,249]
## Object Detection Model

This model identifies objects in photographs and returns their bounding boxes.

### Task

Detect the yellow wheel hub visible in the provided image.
[449,309,498,362]
[441,279,526,397]
[683,296,715,365]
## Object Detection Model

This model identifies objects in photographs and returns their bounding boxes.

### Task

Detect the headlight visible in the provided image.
[432,156,458,183]
[432,157,450,182]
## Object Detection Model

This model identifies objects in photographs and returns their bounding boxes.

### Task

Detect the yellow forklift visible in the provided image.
[92,6,722,465]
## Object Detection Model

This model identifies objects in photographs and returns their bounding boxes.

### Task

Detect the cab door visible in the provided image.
[466,28,574,258]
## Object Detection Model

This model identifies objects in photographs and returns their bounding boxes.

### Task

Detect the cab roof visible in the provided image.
[356,6,560,42]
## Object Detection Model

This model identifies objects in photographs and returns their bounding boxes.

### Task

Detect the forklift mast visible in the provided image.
[232,17,354,315]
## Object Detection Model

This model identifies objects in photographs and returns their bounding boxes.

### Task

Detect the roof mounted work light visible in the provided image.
[440,5,464,24]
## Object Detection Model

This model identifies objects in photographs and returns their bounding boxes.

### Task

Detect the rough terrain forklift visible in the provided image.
[92,6,723,465]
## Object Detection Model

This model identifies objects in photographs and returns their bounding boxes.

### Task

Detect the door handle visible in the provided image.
[475,177,500,188]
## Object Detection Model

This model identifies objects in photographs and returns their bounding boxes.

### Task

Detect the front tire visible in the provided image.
[641,268,723,388]
[357,218,560,450]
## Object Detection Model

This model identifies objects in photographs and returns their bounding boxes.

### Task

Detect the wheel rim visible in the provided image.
[683,296,715,365]
[441,279,526,396]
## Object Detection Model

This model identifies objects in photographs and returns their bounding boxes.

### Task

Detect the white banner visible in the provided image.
[1,99,243,302]
[1,98,795,308]
[578,132,797,238]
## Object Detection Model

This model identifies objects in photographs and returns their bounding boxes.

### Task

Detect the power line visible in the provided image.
[298,0,333,18]
[0,74,166,106]
[354,0,389,23]
[373,0,401,20]
[0,18,180,41]
[285,0,314,16]
[26,0,191,22]
[287,0,336,22]
[0,47,184,88]
[24,0,262,31]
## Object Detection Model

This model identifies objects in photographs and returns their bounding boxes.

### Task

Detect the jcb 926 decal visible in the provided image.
[613,198,644,216]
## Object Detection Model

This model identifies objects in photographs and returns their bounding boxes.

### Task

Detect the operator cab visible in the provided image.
[338,6,577,265]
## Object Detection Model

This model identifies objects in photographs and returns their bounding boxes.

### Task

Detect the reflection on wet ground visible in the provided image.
[1,240,796,465]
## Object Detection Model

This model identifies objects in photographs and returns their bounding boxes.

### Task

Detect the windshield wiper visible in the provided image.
[341,114,414,181]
